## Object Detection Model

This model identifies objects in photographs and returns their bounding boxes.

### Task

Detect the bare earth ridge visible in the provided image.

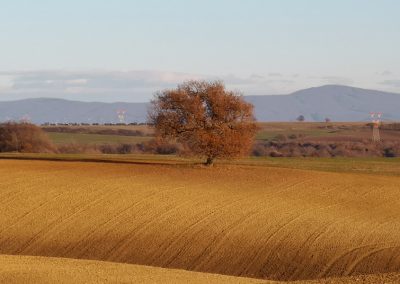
[1,255,400,284]
[0,254,272,284]
[0,159,399,282]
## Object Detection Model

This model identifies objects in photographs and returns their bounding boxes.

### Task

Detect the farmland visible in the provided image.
[41,122,400,145]
[0,156,400,282]
[47,132,151,145]
[256,122,400,142]
[35,122,400,158]
[0,255,273,284]
[1,255,400,284]
[42,124,153,145]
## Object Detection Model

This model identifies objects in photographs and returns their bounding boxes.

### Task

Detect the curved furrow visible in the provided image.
[317,244,384,278]
[71,185,197,259]
[1,160,400,281]
[61,183,166,254]
[344,245,400,275]
[239,182,390,279]
[104,186,221,262]
[12,183,111,254]
[159,178,315,269]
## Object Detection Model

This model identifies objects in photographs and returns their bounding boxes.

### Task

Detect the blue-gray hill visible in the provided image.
[1,85,399,123]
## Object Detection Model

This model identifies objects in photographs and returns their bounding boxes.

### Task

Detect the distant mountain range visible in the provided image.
[0,99,148,124]
[0,85,399,123]
[246,85,400,122]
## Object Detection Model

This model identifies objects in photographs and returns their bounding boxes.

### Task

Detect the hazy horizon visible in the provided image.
[0,83,399,104]
[1,0,399,102]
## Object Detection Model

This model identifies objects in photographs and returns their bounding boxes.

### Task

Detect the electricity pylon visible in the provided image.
[117,110,126,123]
[370,112,382,142]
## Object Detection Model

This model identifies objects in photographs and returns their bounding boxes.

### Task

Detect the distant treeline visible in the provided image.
[57,140,181,155]
[56,140,400,158]
[380,123,400,131]
[42,126,152,137]
[2,122,400,158]
[41,122,151,126]
[252,140,400,158]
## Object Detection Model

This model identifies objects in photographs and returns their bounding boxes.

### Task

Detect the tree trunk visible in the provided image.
[205,157,214,166]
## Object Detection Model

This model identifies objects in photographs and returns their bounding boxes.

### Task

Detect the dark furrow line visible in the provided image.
[105,186,216,261]
[12,184,110,254]
[345,245,400,275]
[64,183,174,254]
[90,185,190,260]
[157,178,315,266]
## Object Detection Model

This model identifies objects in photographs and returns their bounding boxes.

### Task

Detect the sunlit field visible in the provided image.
[1,155,399,283]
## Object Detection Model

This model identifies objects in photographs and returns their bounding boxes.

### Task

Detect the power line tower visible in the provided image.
[20,114,31,123]
[370,112,382,142]
[117,109,126,123]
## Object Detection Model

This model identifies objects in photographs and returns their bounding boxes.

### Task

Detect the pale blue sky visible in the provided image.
[0,0,399,102]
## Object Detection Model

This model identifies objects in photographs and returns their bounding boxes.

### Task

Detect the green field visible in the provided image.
[1,152,399,176]
[256,128,339,140]
[47,132,152,145]
[255,122,367,141]
[43,122,400,146]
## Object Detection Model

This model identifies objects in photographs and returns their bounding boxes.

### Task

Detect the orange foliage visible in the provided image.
[149,81,257,164]
[0,122,55,153]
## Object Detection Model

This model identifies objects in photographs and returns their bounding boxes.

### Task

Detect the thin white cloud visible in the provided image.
[0,70,289,101]
[268,72,283,77]
[67,79,88,85]
[381,70,393,76]
[6,69,392,102]
[320,76,354,86]
[0,75,13,91]
[0,70,303,101]
[380,80,400,87]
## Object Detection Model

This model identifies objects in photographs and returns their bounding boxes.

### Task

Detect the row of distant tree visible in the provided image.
[40,118,332,125]
[41,118,332,125]
[40,122,151,127]
[296,115,331,123]
[18,116,331,126]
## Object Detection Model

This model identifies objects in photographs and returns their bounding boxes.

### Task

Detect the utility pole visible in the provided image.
[117,109,126,124]
[370,112,382,142]
[12,132,19,152]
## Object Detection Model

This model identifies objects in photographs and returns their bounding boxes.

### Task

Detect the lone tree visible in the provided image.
[149,81,257,165]
[325,117,331,128]
[296,115,305,122]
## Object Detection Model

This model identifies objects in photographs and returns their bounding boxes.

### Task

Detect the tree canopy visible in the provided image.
[149,81,257,165]
[0,122,55,153]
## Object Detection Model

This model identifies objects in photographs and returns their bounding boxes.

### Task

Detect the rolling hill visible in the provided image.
[1,255,399,284]
[0,85,399,123]
[0,255,274,284]
[0,98,148,124]
[0,158,399,282]
[246,85,400,122]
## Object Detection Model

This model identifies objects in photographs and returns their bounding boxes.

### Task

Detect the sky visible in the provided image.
[0,0,399,102]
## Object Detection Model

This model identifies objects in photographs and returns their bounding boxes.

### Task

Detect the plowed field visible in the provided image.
[0,159,399,282]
